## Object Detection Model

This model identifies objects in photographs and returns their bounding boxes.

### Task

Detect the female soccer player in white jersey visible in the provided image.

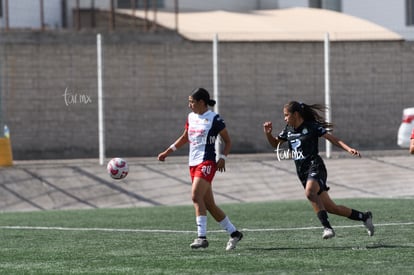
[158,88,243,250]
[263,101,374,239]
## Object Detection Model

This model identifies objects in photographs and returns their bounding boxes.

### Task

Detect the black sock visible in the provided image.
[231,230,242,239]
[198,236,207,239]
[317,210,332,229]
[348,209,365,221]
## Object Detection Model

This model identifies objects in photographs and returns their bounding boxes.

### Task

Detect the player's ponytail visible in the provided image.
[191,88,216,107]
[285,101,333,131]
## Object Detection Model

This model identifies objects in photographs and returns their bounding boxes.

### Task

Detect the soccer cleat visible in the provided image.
[322,227,335,239]
[363,211,375,237]
[226,231,243,251]
[190,238,209,249]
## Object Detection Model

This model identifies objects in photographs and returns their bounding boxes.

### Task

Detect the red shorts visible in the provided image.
[189,160,217,183]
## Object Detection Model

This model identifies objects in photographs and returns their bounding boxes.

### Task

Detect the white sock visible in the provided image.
[196,216,207,238]
[219,216,237,234]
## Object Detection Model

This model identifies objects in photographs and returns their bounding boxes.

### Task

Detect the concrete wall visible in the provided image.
[0,31,412,160]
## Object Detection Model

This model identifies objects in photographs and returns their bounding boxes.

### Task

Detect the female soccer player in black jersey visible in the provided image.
[263,101,374,239]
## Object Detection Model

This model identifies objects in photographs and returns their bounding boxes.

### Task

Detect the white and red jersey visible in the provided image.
[186,110,225,166]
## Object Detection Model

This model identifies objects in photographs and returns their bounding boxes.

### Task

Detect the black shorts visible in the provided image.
[296,157,330,195]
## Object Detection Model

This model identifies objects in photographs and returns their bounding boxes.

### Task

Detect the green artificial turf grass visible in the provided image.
[0,198,413,274]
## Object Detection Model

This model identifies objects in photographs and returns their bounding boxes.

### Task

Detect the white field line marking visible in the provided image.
[0,226,194,234]
[0,222,413,234]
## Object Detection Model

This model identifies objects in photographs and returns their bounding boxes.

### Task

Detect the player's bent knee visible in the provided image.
[305,192,318,202]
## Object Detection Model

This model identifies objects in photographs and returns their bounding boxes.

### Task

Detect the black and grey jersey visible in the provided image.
[278,121,327,177]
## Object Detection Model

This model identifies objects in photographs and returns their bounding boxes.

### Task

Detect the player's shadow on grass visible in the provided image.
[247,243,414,251]
[366,243,414,249]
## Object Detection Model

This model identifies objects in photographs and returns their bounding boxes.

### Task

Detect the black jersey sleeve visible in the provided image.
[315,123,327,137]
[277,125,289,141]
[213,114,226,134]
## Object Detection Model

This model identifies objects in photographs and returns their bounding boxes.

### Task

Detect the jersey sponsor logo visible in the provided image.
[188,128,206,135]
[290,139,305,160]
[287,132,301,138]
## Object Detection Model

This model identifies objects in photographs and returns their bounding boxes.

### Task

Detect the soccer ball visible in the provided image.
[107,157,129,180]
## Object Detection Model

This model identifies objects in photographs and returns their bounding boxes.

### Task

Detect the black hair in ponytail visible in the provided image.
[285,101,333,131]
[191,88,216,107]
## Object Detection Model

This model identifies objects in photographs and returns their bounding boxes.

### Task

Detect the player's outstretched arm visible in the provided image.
[158,129,189,161]
[323,133,361,157]
[263,121,284,148]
